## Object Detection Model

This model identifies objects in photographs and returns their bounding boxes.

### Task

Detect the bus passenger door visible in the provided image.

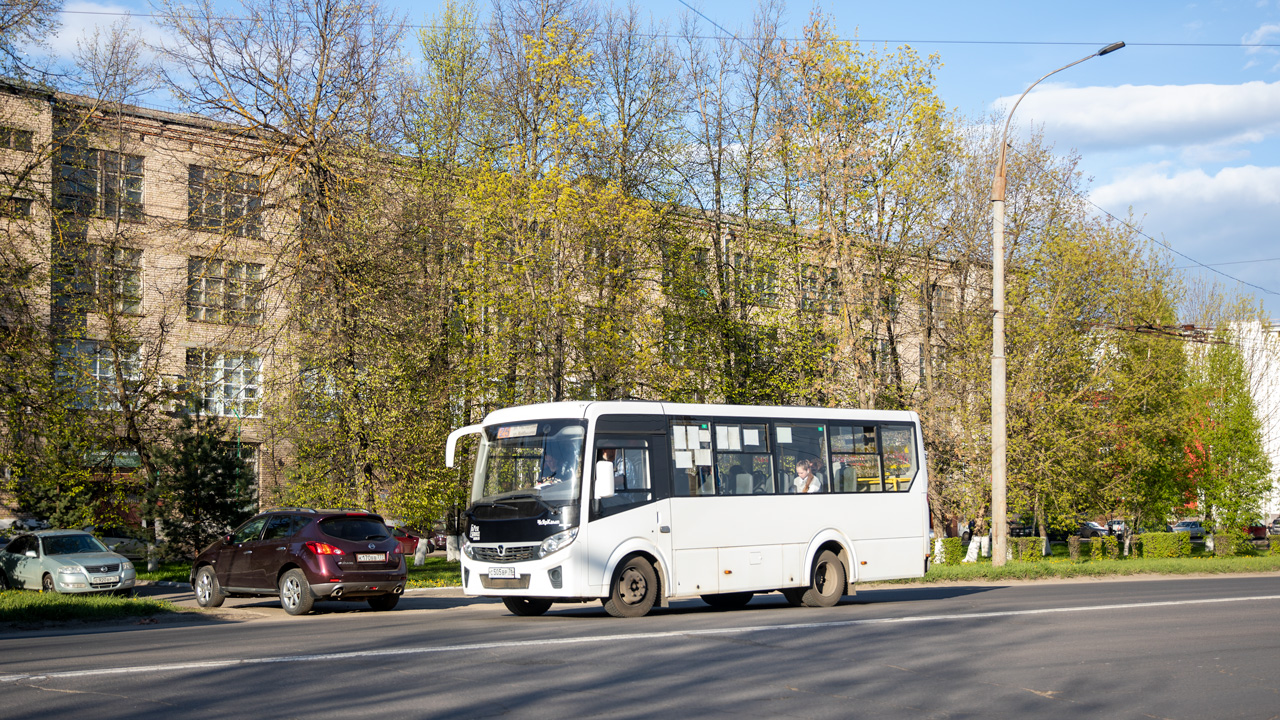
[587,434,672,596]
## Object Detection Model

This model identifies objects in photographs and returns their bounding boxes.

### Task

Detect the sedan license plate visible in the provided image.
[487,566,516,579]
[94,576,120,584]
[356,553,386,563]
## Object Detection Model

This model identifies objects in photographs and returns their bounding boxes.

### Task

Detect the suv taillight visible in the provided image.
[306,541,345,555]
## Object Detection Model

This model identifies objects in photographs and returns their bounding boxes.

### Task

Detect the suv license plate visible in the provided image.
[356,553,386,563]
[488,566,516,579]
[94,576,120,584]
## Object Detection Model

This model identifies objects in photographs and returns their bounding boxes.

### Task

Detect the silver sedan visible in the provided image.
[0,530,137,594]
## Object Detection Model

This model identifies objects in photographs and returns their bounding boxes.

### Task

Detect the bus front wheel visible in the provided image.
[603,556,658,618]
[798,550,846,608]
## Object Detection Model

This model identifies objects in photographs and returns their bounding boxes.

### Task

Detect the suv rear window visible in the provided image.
[320,517,390,542]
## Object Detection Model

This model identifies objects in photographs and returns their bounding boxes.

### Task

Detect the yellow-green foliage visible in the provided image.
[1010,537,1044,562]
[1141,532,1191,558]
[935,537,964,565]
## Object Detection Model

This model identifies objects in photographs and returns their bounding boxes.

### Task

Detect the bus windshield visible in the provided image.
[472,419,586,510]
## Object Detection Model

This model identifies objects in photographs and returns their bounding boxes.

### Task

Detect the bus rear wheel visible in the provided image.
[798,550,846,608]
[701,592,753,610]
[603,556,657,618]
[503,597,553,616]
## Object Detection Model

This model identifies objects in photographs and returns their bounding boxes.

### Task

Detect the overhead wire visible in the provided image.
[51,8,1280,49]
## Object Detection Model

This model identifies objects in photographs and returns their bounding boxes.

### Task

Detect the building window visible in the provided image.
[734,253,779,307]
[0,126,34,152]
[186,349,261,418]
[0,197,32,218]
[801,264,838,314]
[187,257,264,325]
[55,147,144,221]
[188,166,262,237]
[56,340,141,410]
[51,244,144,316]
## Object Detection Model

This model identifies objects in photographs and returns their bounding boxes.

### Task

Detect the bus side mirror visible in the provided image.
[594,461,616,500]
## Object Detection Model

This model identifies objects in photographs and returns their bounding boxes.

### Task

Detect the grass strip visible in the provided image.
[135,561,193,583]
[917,553,1280,583]
[0,590,178,623]
[407,557,462,588]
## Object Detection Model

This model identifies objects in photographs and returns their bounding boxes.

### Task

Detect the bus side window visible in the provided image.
[671,421,715,496]
[773,422,828,493]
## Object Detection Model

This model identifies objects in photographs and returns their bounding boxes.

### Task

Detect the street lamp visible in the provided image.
[990,41,1124,567]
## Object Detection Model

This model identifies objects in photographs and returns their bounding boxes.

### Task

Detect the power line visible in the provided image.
[51,9,1280,49]
[1006,144,1280,299]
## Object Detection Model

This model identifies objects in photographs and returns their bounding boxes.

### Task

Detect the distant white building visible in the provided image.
[1238,321,1280,521]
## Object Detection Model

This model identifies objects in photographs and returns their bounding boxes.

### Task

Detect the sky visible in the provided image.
[33,0,1280,319]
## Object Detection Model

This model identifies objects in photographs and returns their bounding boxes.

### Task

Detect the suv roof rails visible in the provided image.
[263,506,318,514]
[316,508,377,515]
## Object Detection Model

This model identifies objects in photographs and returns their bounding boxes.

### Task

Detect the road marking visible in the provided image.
[5,593,1280,683]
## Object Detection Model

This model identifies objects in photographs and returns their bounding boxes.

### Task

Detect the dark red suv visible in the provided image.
[190,508,407,615]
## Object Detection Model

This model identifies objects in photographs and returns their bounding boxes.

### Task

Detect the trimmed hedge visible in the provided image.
[1212,531,1251,557]
[1270,535,1280,556]
[935,537,965,565]
[1085,537,1120,560]
[1010,536,1044,562]
[1140,532,1191,558]
[1067,536,1082,561]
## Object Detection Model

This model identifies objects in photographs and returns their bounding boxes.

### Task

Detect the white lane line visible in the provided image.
[5,593,1279,683]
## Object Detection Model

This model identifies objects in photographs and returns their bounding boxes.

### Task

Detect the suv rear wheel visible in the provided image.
[279,569,315,615]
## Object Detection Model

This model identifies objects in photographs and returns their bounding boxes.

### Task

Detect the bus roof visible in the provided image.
[478,400,918,427]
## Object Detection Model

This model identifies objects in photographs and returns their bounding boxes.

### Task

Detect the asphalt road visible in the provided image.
[3,575,1280,719]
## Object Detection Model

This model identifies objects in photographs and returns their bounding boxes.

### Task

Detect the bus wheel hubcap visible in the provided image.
[620,568,646,604]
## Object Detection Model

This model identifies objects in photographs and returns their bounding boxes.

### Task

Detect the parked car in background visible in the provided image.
[1269,518,1280,536]
[84,525,146,560]
[1243,524,1267,540]
[190,508,407,615]
[1078,521,1110,538]
[1009,520,1036,538]
[1170,520,1206,540]
[1107,520,1127,536]
[389,526,420,555]
[0,530,136,594]
[428,528,449,553]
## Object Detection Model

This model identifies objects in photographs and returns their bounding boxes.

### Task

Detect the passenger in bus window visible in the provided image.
[793,459,822,493]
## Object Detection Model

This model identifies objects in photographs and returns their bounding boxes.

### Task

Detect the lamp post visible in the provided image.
[990,41,1124,567]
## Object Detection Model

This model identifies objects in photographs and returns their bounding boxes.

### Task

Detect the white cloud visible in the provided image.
[1243,22,1280,54]
[1091,164,1280,310]
[994,81,1280,152]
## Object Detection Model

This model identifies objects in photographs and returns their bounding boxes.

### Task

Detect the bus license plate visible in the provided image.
[357,553,385,563]
[488,566,516,579]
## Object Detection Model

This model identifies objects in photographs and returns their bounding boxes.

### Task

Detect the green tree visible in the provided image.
[144,417,256,559]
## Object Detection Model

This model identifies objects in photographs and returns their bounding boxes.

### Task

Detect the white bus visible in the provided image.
[446,401,929,617]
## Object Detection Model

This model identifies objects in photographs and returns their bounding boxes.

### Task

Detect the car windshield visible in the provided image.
[472,419,585,510]
[320,517,390,542]
[43,534,109,555]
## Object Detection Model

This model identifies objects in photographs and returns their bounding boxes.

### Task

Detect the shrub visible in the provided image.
[1089,537,1104,561]
[1270,535,1280,556]
[1067,536,1082,561]
[1141,532,1191,558]
[1212,531,1250,557]
[1010,537,1044,562]
[1101,536,1121,559]
[940,537,964,565]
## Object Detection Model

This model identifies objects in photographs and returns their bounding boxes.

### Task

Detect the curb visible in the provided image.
[137,580,464,593]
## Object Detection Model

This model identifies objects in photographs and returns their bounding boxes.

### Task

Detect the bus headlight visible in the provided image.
[461,538,475,560]
[538,527,578,559]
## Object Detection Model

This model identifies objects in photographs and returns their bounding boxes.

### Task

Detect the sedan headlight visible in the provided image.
[538,527,578,559]
[57,566,83,575]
